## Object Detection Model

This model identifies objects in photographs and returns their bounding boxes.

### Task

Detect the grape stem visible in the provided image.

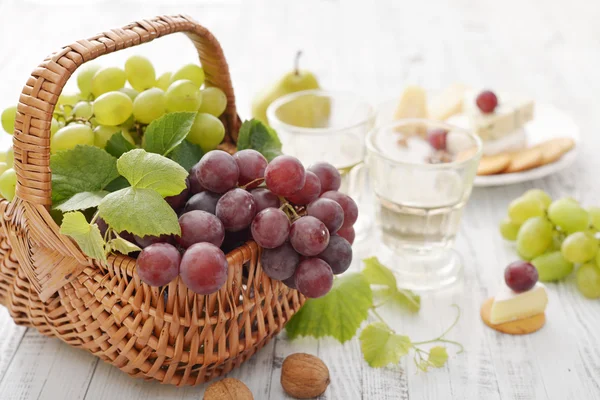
[294,50,303,76]
[240,177,265,190]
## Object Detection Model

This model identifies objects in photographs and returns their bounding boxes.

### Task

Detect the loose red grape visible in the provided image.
[165,178,190,210]
[260,242,300,280]
[318,235,352,275]
[307,198,344,234]
[216,188,257,231]
[136,243,181,287]
[178,210,225,248]
[320,191,358,229]
[337,226,355,245]
[294,258,334,298]
[188,163,205,194]
[289,216,330,256]
[426,129,448,151]
[233,149,268,188]
[476,90,498,114]
[264,155,306,196]
[504,260,538,292]
[251,208,290,249]
[134,234,175,248]
[184,191,222,214]
[250,188,280,212]
[195,150,239,194]
[308,162,341,194]
[286,171,321,205]
[180,242,228,295]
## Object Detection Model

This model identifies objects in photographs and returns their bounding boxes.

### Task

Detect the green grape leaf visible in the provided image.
[50,145,119,203]
[98,187,180,237]
[53,191,108,212]
[285,273,372,343]
[107,236,141,255]
[359,322,412,368]
[169,139,204,171]
[143,112,196,156]
[105,132,135,158]
[59,211,106,262]
[237,119,283,161]
[363,257,420,312]
[373,287,421,313]
[104,176,130,192]
[427,346,448,369]
[117,149,188,197]
[362,256,397,287]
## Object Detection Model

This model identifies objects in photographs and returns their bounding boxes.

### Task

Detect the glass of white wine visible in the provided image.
[366,119,482,290]
[267,90,375,240]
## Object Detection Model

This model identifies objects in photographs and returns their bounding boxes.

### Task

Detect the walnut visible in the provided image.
[280,353,330,399]
[203,378,253,400]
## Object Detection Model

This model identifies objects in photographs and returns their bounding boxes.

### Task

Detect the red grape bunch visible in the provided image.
[135,149,358,299]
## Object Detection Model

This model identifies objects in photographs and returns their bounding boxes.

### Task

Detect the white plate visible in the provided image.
[473,103,580,187]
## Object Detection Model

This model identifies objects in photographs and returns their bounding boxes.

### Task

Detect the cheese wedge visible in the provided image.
[394,85,428,135]
[490,282,548,325]
[428,83,468,121]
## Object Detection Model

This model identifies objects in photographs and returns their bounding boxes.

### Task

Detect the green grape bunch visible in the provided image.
[500,189,600,299]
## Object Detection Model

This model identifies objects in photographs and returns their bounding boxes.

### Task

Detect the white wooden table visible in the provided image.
[1,1,600,399]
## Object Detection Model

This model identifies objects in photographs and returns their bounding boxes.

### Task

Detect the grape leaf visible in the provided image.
[53,191,108,212]
[50,145,119,203]
[59,211,106,261]
[373,287,421,313]
[107,236,141,255]
[363,257,420,312]
[105,132,135,158]
[237,119,283,161]
[359,322,412,368]
[104,176,129,192]
[98,187,180,237]
[427,346,448,369]
[117,149,188,197]
[143,112,196,156]
[285,273,372,343]
[169,139,203,171]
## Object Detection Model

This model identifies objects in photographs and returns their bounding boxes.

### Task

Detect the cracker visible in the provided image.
[504,147,543,173]
[480,297,545,335]
[535,138,576,164]
[477,154,511,175]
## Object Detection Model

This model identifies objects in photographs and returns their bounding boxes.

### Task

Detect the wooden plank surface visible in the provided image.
[1,0,600,399]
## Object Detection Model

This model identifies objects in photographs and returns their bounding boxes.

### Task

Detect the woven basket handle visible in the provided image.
[12,14,239,207]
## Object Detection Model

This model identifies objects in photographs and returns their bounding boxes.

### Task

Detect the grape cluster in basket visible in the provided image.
[136,149,357,298]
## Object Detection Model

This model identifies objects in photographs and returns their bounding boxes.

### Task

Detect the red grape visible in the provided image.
[188,163,205,194]
[337,226,355,245]
[289,216,330,256]
[318,235,352,274]
[136,243,181,287]
[96,217,108,236]
[476,90,498,114]
[286,171,321,205]
[180,242,228,295]
[504,260,538,292]
[195,150,239,194]
[308,162,341,194]
[221,228,252,254]
[320,191,358,229]
[260,242,300,280]
[165,178,190,210]
[184,191,222,214]
[264,155,306,196]
[426,129,448,151]
[282,274,297,289]
[251,208,290,249]
[216,188,257,232]
[307,198,344,234]
[250,188,280,212]
[233,149,268,188]
[134,234,175,248]
[294,258,333,298]
[178,210,225,248]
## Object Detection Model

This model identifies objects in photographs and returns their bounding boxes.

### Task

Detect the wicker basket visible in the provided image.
[0,14,305,386]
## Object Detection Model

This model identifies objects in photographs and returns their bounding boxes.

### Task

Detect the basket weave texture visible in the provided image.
[0,14,305,386]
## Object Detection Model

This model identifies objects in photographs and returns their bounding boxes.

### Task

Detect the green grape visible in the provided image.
[122,130,135,145]
[532,251,574,282]
[155,72,172,90]
[588,206,600,231]
[119,87,139,101]
[576,263,600,298]
[170,64,205,88]
[523,189,552,209]
[198,87,227,117]
[125,55,156,91]
[119,115,135,130]
[57,93,81,107]
[5,147,13,168]
[2,106,17,134]
[561,231,598,263]
[516,216,553,260]
[51,123,94,153]
[165,80,202,112]
[508,196,545,224]
[548,198,589,233]
[77,64,101,98]
[187,113,225,152]
[72,101,93,119]
[0,162,8,176]
[93,125,120,148]
[91,67,126,97]
[132,88,166,124]
[51,118,60,136]
[499,218,520,241]
[93,92,133,126]
[0,168,16,201]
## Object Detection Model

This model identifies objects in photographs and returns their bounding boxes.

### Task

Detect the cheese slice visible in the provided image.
[428,83,468,121]
[394,85,428,135]
[490,282,548,325]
